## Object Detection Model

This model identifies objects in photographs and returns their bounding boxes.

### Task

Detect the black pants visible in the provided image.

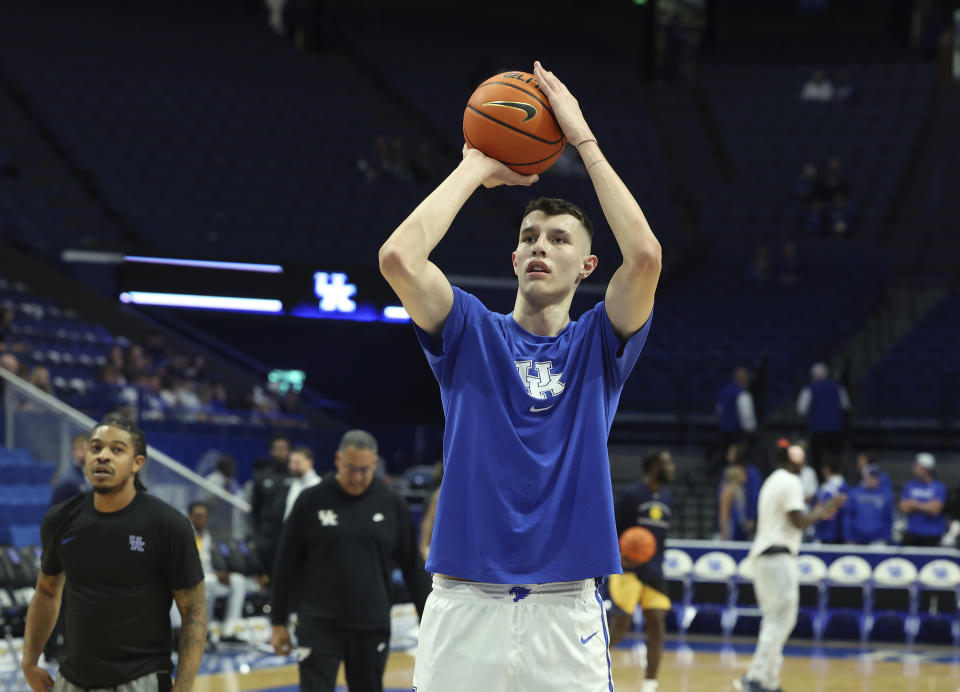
[295,620,390,692]
[901,532,942,547]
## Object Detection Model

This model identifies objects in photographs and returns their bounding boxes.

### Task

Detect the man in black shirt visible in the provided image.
[21,414,206,692]
[270,430,431,692]
[249,432,292,576]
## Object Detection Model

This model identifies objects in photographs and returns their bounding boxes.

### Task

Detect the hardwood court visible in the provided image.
[194,637,960,692]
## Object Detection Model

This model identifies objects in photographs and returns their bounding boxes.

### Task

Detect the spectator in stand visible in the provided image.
[833,69,856,103]
[718,464,750,541]
[821,157,851,200]
[0,306,25,352]
[900,452,948,547]
[716,367,757,451]
[137,373,171,421]
[50,434,90,506]
[812,455,848,544]
[205,454,244,541]
[187,501,248,644]
[844,464,893,545]
[794,163,821,203]
[829,192,856,236]
[29,366,53,394]
[1,351,22,376]
[796,363,850,476]
[800,69,834,102]
[855,451,891,493]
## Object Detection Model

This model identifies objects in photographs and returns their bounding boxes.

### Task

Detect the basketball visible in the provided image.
[463,70,566,175]
[619,526,657,563]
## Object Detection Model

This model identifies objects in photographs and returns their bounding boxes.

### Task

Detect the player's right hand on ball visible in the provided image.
[462,144,539,189]
[271,625,292,656]
[22,663,55,692]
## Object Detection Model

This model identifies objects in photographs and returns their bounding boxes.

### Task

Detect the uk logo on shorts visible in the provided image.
[509,586,531,602]
[129,535,145,552]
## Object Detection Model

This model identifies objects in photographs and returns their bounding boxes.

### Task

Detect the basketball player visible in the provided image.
[735,442,845,692]
[608,450,675,692]
[21,413,206,692]
[380,61,661,690]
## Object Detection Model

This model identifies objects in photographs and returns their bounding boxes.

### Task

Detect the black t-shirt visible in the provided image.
[40,492,204,688]
[614,482,673,592]
[271,472,431,631]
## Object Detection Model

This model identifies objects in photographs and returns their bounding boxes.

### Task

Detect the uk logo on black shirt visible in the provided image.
[129,535,145,552]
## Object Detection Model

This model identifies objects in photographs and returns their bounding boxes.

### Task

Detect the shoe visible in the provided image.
[733,677,765,692]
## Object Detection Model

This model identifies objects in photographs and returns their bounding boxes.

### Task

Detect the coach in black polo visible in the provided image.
[270,429,431,692]
[21,414,206,692]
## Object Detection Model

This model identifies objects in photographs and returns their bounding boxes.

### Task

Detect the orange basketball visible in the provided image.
[463,70,566,175]
[619,526,657,563]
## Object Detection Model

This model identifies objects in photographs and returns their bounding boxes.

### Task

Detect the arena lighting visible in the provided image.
[381,305,411,321]
[123,256,284,273]
[119,291,283,313]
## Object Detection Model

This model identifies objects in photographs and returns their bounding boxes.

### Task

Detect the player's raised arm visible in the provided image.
[533,61,662,341]
[378,147,537,338]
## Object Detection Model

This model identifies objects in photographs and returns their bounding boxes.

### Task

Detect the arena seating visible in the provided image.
[860,291,960,419]
[662,542,959,645]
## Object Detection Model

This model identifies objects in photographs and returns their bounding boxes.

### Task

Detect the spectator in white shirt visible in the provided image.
[284,445,322,520]
[800,69,834,102]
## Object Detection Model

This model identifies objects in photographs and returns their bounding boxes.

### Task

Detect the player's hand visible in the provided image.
[22,663,55,692]
[533,61,593,146]
[271,625,292,656]
[461,145,538,188]
[217,571,230,586]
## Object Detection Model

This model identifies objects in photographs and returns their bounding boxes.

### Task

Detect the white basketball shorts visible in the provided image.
[412,576,614,692]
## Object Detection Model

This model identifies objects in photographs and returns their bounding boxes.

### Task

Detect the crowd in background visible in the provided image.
[714,361,959,548]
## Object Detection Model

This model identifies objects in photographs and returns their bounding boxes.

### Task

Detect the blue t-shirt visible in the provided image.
[813,475,848,543]
[901,479,947,537]
[614,482,672,591]
[415,287,651,583]
[716,383,745,432]
[843,484,892,544]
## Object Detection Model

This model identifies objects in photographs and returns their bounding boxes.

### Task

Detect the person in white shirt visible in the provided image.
[283,445,321,520]
[186,502,249,643]
[735,443,846,692]
[800,70,834,102]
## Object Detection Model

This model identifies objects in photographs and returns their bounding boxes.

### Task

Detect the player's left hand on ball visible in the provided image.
[533,61,592,145]
[462,144,539,188]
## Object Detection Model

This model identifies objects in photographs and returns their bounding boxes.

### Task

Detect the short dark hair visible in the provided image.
[188,501,208,515]
[269,432,292,448]
[291,445,314,460]
[523,197,593,245]
[93,412,148,491]
[642,450,668,474]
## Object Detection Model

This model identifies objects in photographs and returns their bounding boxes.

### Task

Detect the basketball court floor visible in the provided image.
[186,635,959,692]
[4,633,958,691]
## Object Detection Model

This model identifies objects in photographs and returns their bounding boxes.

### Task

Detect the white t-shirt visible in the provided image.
[748,468,807,559]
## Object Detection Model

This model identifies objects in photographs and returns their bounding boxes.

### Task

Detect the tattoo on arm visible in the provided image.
[172,581,206,692]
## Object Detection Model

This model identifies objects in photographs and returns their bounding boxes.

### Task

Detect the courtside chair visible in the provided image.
[687,551,737,636]
[824,555,873,641]
[916,559,960,646]
[732,557,762,636]
[795,553,828,640]
[662,548,693,634]
[869,557,918,643]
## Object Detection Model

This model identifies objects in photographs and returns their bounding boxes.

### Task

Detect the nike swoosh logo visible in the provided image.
[529,404,555,413]
[61,537,75,545]
[482,100,537,122]
[581,631,599,645]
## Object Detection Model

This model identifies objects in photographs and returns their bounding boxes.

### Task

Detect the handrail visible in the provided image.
[0,367,250,512]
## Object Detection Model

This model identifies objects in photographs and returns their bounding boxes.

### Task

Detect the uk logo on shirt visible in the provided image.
[514,360,564,400]
[129,535,146,552]
[318,510,339,526]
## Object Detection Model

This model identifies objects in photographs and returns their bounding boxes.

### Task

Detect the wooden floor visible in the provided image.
[194,638,960,692]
